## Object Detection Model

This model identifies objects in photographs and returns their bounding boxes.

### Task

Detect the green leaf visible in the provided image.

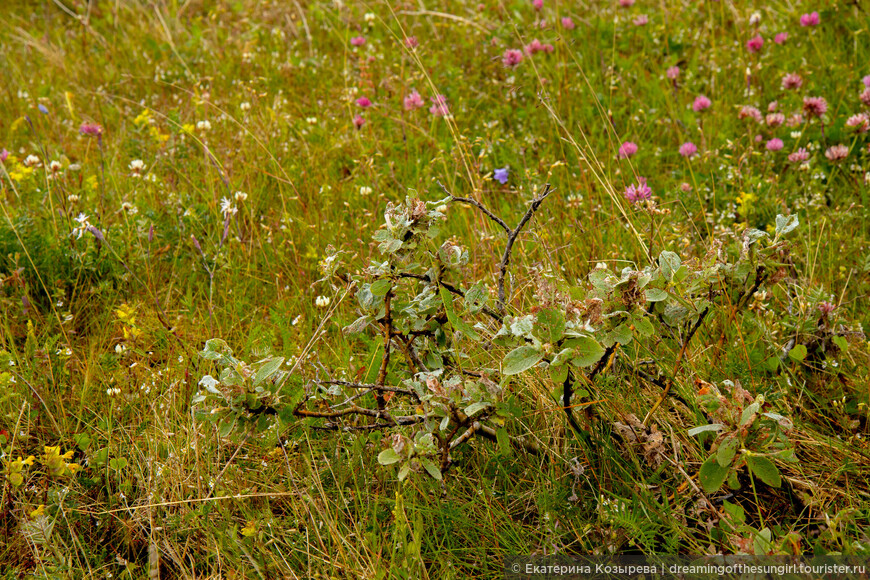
[743,228,768,245]
[397,462,411,481]
[788,344,807,362]
[727,469,741,490]
[343,315,372,335]
[753,528,773,556]
[73,433,92,451]
[633,316,655,338]
[659,251,681,281]
[439,286,480,341]
[200,338,233,361]
[464,401,490,417]
[253,357,285,386]
[570,336,606,368]
[699,454,730,493]
[218,414,236,438]
[548,362,569,385]
[502,345,544,376]
[721,500,745,526]
[109,457,128,471]
[688,424,725,437]
[717,436,739,468]
[740,402,760,427]
[607,323,633,346]
[645,288,669,302]
[745,455,781,488]
[464,282,489,313]
[832,335,849,352]
[496,427,511,456]
[93,448,109,465]
[775,214,799,237]
[362,343,385,385]
[532,308,565,344]
[420,457,442,481]
[377,449,402,465]
[370,279,392,296]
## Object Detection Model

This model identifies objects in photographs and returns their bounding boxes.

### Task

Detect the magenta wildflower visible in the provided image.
[532,0,543,9]
[692,95,711,112]
[633,14,649,26]
[746,35,764,53]
[429,95,449,117]
[800,12,819,27]
[617,141,638,159]
[619,0,635,6]
[623,177,652,203]
[767,101,778,112]
[846,113,870,133]
[679,142,698,158]
[503,49,524,67]
[781,73,803,90]
[350,36,366,47]
[356,97,372,108]
[766,138,784,152]
[79,122,103,136]
[802,96,828,118]
[680,182,693,193]
[860,88,870,107]
[666,66,680,80]
[788,148,809,163]
[864,75,870,88]
[404,36,418,49]
[818,301,836,315]
[0,149,8,163]
[766,113,785,127]
[738,106,763,123]
[561,17,576,30]
[774,32,788,44]
[525,39,554,54]
[825,144,849,161]
[403,90,424,111]
[353,114,365,129]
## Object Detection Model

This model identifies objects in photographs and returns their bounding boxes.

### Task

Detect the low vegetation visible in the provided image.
[1,0,869,577]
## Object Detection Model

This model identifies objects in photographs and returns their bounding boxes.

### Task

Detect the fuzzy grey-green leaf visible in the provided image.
[503,345,544,376]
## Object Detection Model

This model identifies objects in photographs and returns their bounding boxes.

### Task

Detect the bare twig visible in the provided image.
[643,305,710,426]
[294,403,423,426]
[499,184,553,313]
[449,422,481,450]
[438,180,511,233]
[445,182,554,314]
[315,380,415,397]
[375,290,394,411]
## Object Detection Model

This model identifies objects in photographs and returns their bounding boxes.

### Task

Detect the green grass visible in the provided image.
[1,0,869,577]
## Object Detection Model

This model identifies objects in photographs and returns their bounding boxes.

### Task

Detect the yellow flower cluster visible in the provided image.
[134,109,169,143]
[4,446,81,487]
[736,191,757,219]
[115,303,143,340]
[41,445,81,477]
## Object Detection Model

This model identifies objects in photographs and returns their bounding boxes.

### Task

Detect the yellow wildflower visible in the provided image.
[133,109,152,126]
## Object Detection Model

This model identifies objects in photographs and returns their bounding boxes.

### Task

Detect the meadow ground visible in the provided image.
[1,0,870,578]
